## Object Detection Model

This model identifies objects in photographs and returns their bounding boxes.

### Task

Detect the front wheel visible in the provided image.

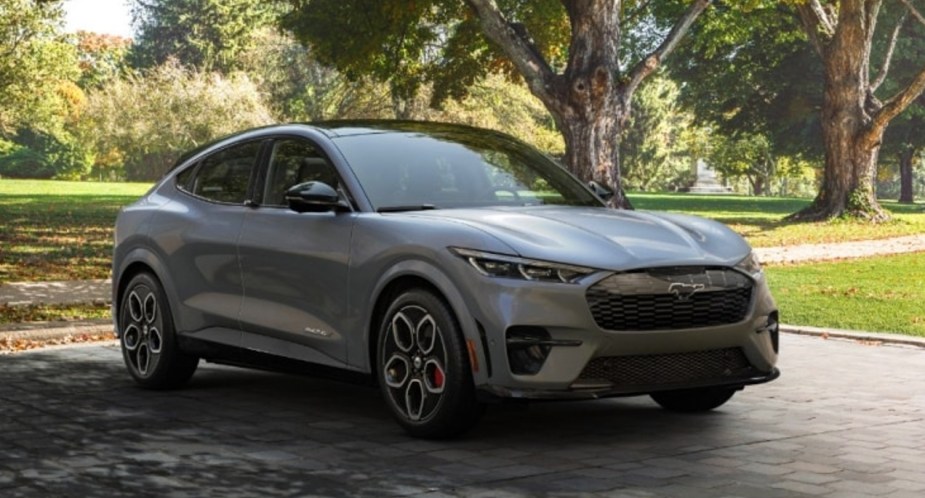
[119,272,198,389]
[650,387,737,412]
[377,289,483,438]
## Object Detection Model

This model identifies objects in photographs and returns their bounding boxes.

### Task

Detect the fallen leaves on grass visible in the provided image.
[0,331,116,354]
[0,303,110,325]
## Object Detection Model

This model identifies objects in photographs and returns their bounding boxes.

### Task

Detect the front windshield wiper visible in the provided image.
[376,204,438,213]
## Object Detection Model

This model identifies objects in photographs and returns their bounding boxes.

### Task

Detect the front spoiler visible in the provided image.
[477,368,781,402]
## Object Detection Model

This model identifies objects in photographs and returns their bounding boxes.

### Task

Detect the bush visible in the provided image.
[77,61,274,181]
[0,130,92,179]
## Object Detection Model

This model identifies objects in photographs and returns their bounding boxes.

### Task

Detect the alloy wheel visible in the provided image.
[121,285,164,377]
[381,305,448,422]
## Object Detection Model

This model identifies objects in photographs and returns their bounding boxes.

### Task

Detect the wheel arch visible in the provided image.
[364,262,487,385]
[113,248,179,337]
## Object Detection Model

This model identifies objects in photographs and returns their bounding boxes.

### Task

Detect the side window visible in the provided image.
[263,139,340,207]
[175,163,196,191]
[191,141,261,204]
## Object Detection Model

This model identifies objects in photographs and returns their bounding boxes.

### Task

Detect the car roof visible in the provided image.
[168,120,519,172]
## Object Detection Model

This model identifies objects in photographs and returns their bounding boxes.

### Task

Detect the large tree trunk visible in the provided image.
[899,145,916,203]
[791,1,890,222]
[789,84,889,221]
[556,104,632,209]
[545,1,633,209]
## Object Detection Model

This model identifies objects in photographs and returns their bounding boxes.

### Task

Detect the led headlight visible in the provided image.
[735,250,763,277]
[451,248,595,284]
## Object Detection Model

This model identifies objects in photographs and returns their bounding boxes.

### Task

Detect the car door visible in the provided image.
[158,139,264,345]
[237,137,356,367]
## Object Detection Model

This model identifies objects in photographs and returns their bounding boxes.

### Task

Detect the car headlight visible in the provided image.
[735,250,763,277]
[451,248,595,284]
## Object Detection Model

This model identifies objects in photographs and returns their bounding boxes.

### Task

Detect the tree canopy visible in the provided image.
[283,0,715,208]
[130,0,274,73]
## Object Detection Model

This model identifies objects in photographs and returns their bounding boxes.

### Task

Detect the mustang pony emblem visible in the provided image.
[668,282,705,301]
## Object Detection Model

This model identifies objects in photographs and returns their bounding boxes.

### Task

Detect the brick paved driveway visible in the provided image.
[1,334,923,497]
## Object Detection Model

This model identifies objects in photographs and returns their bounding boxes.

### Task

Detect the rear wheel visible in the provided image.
[650,387,737,412]
[377,289,483,438]
[119,272,198,389]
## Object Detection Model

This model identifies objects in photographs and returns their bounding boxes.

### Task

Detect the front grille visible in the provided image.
[587,267,752,331]
[576,348,758,388]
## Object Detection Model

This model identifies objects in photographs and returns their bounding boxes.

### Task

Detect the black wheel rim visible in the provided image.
[121,284,164,378]
[382,304,448,422]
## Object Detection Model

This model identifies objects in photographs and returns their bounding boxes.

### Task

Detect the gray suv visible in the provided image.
[113,121,779,438]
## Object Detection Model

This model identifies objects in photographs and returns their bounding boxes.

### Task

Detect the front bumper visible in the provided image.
[454,263,780,400]
[479,367,780,401]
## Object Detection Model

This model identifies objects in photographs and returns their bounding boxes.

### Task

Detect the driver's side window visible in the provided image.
[263,139,340,207]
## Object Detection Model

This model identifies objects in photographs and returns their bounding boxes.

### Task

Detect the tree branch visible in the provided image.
[624,0,711,97]
[810,0,838,35]
[463,0,557,106]
[867,64,925,142]
[900,0,925,25]
[871,10,907,92]
[795,2,833,58]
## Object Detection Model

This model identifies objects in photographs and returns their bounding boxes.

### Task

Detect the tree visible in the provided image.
[620,75,699,191]
[130,0,273,73]
[870,1,925,204]
[73,31,132,89]
[790,0,925,220]
[672,3,823,162]
[283,0,714,208]
[0,0,67,132]
[237,29,392,122]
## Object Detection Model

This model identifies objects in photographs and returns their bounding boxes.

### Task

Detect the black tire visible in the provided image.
[118,272,198,389]
[377,289,483,438]
[650,387,737,413]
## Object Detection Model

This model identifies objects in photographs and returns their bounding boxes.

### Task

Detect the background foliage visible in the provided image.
[0,0,922,200]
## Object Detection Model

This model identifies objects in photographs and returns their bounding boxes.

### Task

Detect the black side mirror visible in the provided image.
[588,180,614,201]
[285,181,348,213]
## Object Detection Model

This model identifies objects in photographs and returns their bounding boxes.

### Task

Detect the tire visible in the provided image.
[377,289,483,438]
[118,272,198,389]
[650,387,737,413]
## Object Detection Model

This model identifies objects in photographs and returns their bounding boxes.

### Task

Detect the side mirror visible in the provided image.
[285,181,348,213]
[588,180,614,201]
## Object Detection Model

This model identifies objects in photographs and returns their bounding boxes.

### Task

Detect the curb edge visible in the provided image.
[781,324,925,349]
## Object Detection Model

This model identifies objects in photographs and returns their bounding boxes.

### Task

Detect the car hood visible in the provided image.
[401,206,752,271]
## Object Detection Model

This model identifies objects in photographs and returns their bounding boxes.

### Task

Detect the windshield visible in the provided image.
[332,129,601,211]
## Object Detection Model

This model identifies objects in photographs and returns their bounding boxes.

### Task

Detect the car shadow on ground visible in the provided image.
[0,347,762,497]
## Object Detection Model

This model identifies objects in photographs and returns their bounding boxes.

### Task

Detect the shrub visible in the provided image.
[77,61,274,181]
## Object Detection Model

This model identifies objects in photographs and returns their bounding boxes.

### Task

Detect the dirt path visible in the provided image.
[753,233,925,265]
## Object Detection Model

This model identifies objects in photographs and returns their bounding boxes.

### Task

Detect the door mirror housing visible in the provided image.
[588,180,614,202]
[285,181,349,213]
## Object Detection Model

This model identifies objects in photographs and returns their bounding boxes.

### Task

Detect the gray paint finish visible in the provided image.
[113,121,778,402]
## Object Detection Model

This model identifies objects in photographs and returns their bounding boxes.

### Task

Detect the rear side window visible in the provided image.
[189,141,261,204]
[175,164,196,190]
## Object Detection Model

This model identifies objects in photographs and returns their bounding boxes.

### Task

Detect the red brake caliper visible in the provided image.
[433,366,445,388]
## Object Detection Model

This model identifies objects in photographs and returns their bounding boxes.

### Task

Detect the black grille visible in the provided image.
[587,268,752,331]
[576,348,758,388]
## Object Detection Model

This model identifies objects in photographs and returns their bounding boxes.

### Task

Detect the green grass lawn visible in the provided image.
[631,192,925,247]
[0,179,151,283]
[765,253,925,336]
[2,179,925,336]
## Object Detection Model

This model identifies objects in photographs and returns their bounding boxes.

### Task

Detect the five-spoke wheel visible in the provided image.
[122,288,163,376]
[378,289,482,438]
[382,306,448,422]
[119,272,198,389]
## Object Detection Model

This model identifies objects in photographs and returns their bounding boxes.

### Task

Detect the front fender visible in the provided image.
[357,259,489,386]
